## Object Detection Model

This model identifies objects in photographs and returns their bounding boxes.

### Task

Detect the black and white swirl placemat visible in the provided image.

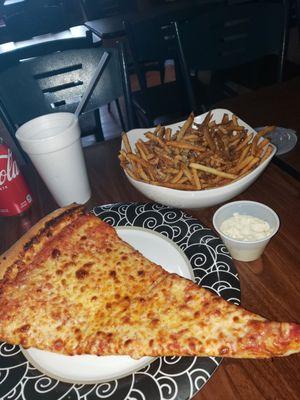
[0,202,240,400]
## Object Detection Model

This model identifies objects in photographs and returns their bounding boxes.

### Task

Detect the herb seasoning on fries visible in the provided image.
[119,112,274,191]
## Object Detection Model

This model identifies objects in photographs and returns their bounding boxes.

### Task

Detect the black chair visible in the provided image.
[173,1,288,112]
[0,32,96,72]
[124,15,191,128]
[0,44,134,150]
[0,32,109,143]
[3,0,69,42]
[80,0,137,20]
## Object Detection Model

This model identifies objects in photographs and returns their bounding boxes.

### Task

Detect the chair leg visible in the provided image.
[94,109,104,141]
[160,61,165,83]
[135,108,152,128]
[115,98,126,131]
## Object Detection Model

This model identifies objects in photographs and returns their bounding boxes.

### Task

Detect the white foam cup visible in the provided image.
[16,112,91,207]
[213,201,280,262]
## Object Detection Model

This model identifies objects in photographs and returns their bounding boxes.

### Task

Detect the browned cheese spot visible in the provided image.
[179,305,190,311]
[109,270,117,278]
[53,339,64,351]
[20,337,28,347]
[219,346,230,355]
[44,282,53,290]
[83,262,94,268]
[188,339,196,351]
[17,324,30,333]
[151,318,160,327]
[76,268,89,280]
[62,262,74,270]
[51,248,61,259]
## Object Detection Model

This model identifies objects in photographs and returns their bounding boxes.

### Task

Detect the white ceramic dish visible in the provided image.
[213,200,280,261]
[122,109,276,209]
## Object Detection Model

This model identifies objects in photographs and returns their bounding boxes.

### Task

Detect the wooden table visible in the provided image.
[0,136,299,399]
[216,77,300,180]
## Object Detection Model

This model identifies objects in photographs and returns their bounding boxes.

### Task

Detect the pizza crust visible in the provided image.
[0,204,84,280]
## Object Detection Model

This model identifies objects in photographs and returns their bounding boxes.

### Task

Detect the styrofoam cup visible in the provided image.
[16,112,91,207]
[213,201,280,262]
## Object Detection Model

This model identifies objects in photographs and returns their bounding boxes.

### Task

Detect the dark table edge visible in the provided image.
[272,156,300,181]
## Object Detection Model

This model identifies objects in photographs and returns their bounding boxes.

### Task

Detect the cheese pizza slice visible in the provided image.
[0,205,299,359]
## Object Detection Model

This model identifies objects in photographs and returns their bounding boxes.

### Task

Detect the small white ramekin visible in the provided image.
[213,201,280,262]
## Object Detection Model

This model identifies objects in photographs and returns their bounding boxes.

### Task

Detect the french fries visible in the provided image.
[119,113,274,191]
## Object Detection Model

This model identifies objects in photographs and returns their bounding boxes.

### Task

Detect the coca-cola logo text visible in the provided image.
[0,148,20,186]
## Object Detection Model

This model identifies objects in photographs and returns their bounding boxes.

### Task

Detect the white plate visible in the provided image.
[21,226,193,384]
[2,203,239,399]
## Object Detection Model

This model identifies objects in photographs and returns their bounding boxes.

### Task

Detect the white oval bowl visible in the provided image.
[123,109,276,209]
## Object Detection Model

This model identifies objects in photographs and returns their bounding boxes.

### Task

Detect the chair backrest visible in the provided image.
[81,0,137,20]
[0,45,134,132]
[124,4,214,89]
[3,1,68,42]
[124,5,202,67]
[0,33,95,72]
[124,18,164,65]
[124,14,182,93]
[175,2,287,72]
[173,1,288,110]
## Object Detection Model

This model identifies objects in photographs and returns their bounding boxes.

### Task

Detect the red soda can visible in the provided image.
[0,138,32,216]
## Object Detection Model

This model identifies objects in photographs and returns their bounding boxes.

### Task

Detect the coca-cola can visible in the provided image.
[0,138,32,216]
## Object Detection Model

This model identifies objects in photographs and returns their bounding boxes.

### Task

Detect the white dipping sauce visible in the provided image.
[220,213,273,241]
